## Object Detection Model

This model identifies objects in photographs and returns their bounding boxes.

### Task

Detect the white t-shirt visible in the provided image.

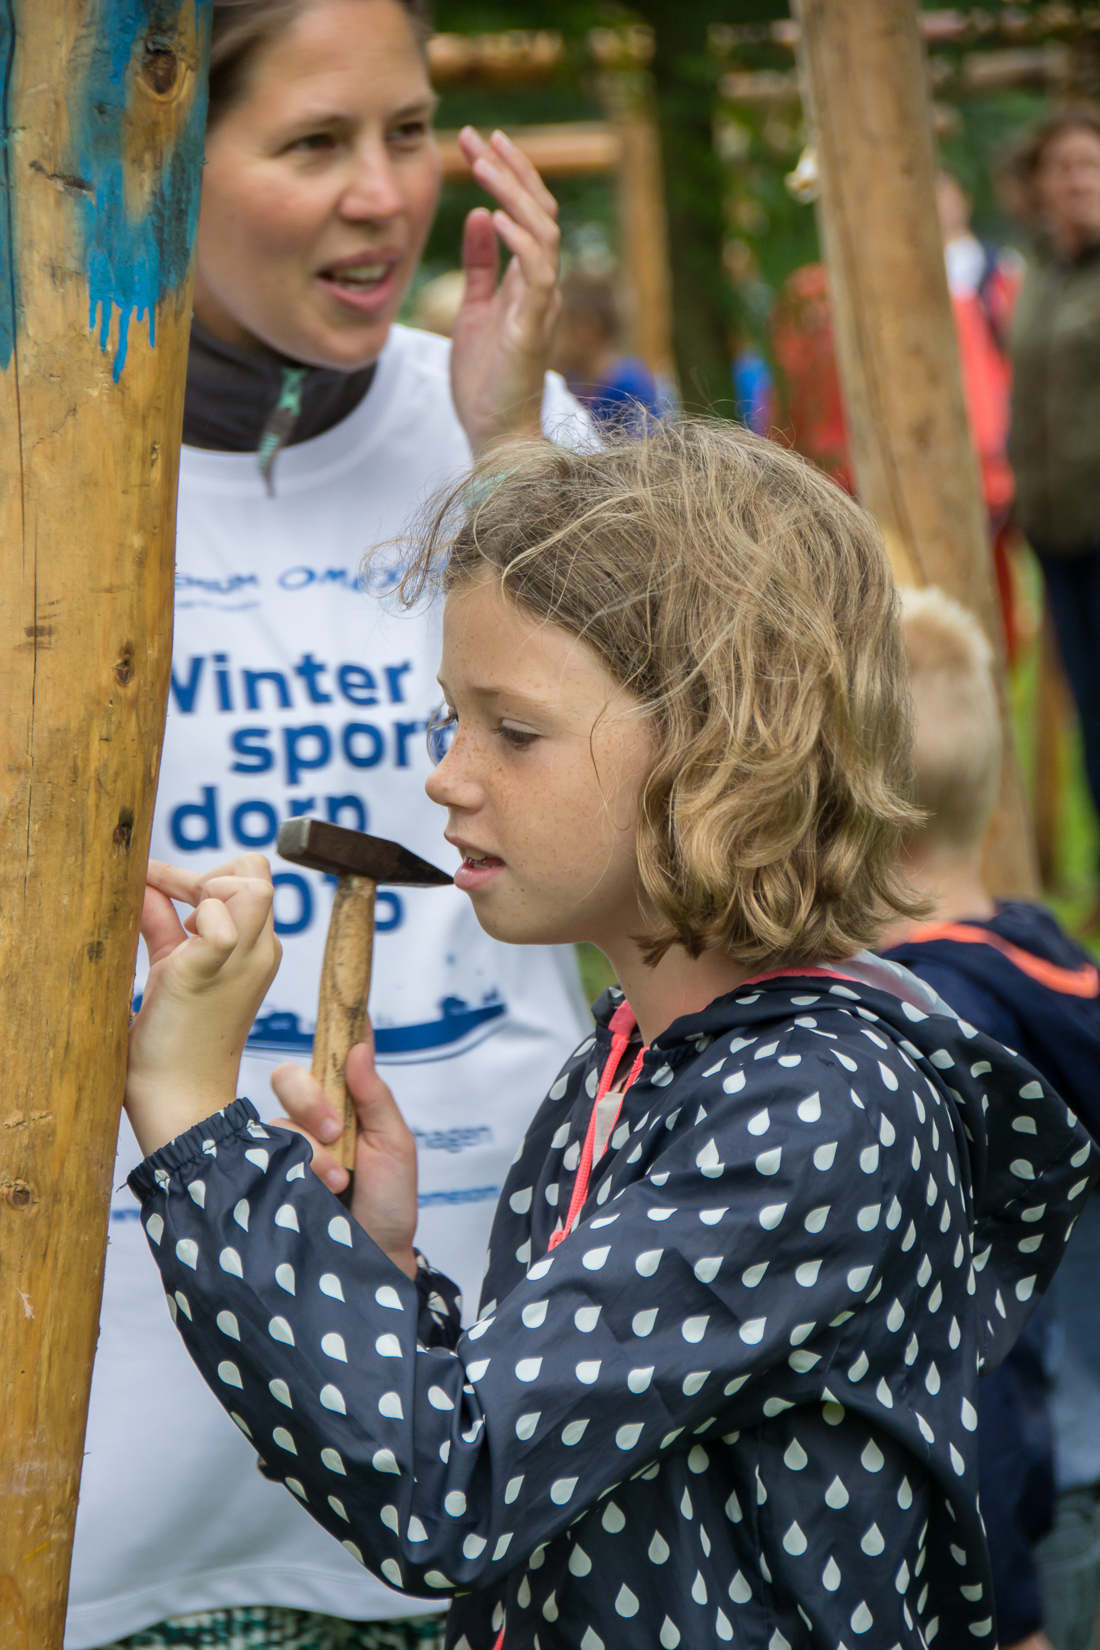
[65,328,591,1648]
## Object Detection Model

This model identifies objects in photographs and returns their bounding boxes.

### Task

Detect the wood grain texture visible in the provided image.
[311,876,377,1171]
[794,0,1038,898]
[0,3,210,1643]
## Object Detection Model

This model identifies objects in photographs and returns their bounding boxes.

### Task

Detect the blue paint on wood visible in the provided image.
[74,0,212,379]
[0,2,17,370]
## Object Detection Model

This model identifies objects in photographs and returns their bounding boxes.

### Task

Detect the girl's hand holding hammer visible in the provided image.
[271,1045,420,1282]
[125,856,282,1158]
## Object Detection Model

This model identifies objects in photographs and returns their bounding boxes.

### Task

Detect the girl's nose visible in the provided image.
[425,741,482,811]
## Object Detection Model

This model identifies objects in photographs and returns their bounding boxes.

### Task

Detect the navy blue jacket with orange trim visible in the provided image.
[883,902,1100,1645]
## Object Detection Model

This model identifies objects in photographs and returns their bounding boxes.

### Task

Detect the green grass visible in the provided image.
[572,553,1100,1012]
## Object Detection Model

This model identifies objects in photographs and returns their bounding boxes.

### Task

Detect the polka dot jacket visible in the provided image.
[130,965,1098,1650]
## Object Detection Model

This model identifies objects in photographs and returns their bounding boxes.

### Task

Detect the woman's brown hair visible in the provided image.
[1007,106,1100,225]
[397,421,927,968]
[209,0,433,127]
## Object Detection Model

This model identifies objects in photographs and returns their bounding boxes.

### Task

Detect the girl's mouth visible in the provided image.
[454,854,505,893]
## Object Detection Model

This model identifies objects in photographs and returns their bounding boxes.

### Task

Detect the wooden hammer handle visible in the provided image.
[311,874,376,1170]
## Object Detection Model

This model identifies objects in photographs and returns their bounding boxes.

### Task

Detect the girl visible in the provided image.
[125,423,1093,1650]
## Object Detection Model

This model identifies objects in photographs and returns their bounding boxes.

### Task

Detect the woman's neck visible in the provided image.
[1050,218,1100,260]
[601,938,754,1047]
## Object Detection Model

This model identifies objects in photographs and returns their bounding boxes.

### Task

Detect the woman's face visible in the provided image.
[1036,127,1100,248]
[195,0,441,368]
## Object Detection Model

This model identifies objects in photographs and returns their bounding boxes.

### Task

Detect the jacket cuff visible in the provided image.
[127,1097,264,1200]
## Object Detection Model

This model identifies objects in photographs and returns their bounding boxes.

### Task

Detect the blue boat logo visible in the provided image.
[246,993,507,1066]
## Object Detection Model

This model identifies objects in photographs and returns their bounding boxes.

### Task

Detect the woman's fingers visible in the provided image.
[460,206,500,306]
[491,211,558,303]
[489,129,558,217]
[459,126,557,220]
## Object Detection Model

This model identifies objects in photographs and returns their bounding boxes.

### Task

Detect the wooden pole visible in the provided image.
[610,101,676,382]
[793,0,1039,899]
[0,4,211,1644]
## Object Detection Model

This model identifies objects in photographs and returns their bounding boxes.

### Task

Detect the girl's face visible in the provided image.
[426,578,655,950]
[1036,127,1100,246]
[195,0,440,369]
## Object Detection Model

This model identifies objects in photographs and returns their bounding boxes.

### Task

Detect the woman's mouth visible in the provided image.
[453,854,505,893]
[316,258,399,314]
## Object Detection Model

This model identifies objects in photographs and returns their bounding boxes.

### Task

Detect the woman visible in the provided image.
[66,4,590,1649]
[1010,112,1100,909]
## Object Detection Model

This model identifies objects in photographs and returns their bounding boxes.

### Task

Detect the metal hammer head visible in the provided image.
[277,817,452,886]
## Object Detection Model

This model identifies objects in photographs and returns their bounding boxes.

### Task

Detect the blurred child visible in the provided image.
[881,587,1100,1650]
[123,426,1093,1650]
[549,274,665,428]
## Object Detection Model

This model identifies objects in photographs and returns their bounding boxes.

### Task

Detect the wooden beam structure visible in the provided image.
[437,122,621,180]
[793,0,1039,898]
[0,4,211,1644]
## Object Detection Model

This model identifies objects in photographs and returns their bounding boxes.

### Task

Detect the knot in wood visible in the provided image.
[6,1181,34,1209]
[142,45,178,94]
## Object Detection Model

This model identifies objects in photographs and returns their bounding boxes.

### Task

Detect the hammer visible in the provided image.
[277,817,452,1169]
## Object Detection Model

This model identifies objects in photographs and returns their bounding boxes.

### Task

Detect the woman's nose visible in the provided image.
[339,143,405,223]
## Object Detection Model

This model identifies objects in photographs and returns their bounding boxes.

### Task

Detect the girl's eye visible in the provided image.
[497,725,537,751]
[427,704,457,767]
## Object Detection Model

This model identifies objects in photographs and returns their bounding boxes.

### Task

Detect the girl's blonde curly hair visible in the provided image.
[398,419,926,968]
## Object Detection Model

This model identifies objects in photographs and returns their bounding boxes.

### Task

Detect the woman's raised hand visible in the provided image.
[449,126,562,456]
[126,856,282,1158]
[271,1039,419,1280]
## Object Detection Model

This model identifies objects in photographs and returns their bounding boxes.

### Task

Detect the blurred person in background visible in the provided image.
[881,588,1100,1650]
[1009,110,1100,926]
[730,331,774,435]
[936,170,1024,659]
[549,272,665,427]
[409,267,465,336]
[768,263,854,494]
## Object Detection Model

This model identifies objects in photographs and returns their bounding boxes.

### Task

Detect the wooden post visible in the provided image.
[610,101,676,383]
[794,0,1038,898]
[0,4,211,1644]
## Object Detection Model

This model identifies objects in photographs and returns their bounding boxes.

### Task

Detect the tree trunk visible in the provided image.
[0,3,210,1644]
[630,4,733,412]
[794,0,1038,898]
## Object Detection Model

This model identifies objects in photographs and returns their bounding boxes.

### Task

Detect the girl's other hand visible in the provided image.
[271,1037,419,1280]
[449,126,561,457]
[126,856,281,1158]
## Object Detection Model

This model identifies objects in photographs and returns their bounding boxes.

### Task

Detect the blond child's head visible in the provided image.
[402,420,925,968]
[899,586,1002,862]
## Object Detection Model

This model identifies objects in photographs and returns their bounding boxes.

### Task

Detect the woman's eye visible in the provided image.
[389,121,429,147]
[290,131,336,154]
